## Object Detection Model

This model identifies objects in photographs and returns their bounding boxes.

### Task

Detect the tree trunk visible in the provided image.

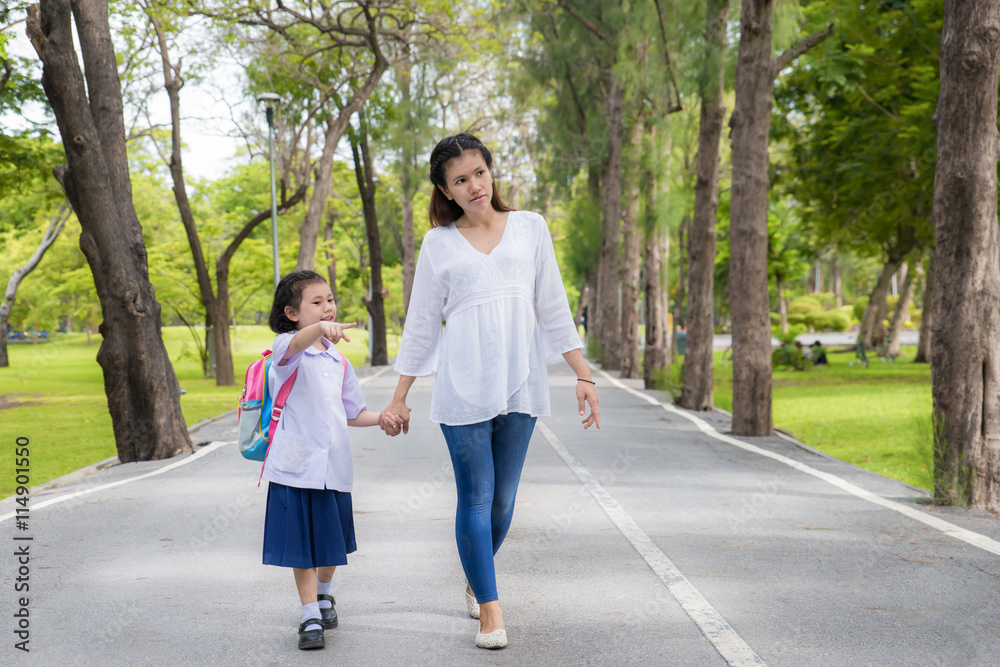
[671,215,687,363]
[728,2,832,435]
[619,115,643,379]
[915,253,933,363]
[0,201,70,367]
[397,56,417,315]
[931,0,1000,512]
[860,258,900,350]
[888,261,917,357]
[728,0,776,435]
[27,0,191,461]
[147,10,233,385]
[324,209,338,300]
[296,58,389,271]
[833,255,843,307]
[777,276,788,334]
[643,127,670,390]
[596,71,624,370]
[351,108,388,366]
[679,0,727,411]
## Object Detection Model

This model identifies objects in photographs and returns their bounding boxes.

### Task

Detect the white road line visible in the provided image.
[0,364,396,524]
[594,368,1000,559]
[0,440,233,523]
[537,421,765,667]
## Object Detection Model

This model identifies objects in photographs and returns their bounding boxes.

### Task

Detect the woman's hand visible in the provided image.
[320,320,356,344]
[576,381,601,429]
[380,399,412,436]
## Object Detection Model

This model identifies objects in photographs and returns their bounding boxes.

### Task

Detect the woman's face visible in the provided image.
[438,149,493,214]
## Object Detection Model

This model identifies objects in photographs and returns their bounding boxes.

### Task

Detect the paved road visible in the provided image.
[3,362,999,665]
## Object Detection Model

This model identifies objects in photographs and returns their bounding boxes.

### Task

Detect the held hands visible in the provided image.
[576,380,601,429]
[320,320,356,344]
[379,398,412,437]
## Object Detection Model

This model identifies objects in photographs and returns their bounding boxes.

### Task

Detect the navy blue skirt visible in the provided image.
[262,482,357,568]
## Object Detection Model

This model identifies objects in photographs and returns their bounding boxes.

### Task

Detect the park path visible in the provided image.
[3,361,1000,666]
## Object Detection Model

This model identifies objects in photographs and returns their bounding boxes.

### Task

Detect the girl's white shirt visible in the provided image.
[395,210,582,425]
[261,332,367,492]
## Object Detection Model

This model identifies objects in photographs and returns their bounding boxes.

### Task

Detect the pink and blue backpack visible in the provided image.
[237,347,348,466]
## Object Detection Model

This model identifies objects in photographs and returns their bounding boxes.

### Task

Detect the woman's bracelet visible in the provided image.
[577,378,596,386]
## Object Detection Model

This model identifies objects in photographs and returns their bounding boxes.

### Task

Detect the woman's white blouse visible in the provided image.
[261,333,367,492]
[394,210,582,425]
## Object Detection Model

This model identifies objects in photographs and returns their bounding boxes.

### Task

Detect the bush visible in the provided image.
[775,323,807,346]
[773,344,807,371]
[804,311,825,329]
[825,312,850,332]
[886,294,900,311]
[788,296,822,315]
[853,296,870,322]
[911,309,922,325]
[787,313,807,325]
[812,292,837,308]
[770,312,781,325]
[838,304,857,323]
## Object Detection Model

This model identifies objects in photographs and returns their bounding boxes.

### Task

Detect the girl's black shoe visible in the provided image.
[298,619,325,650]
[317,594,338,629]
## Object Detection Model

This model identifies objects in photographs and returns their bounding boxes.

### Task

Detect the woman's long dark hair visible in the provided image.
[268,270,327,333]
[428,133,513,227]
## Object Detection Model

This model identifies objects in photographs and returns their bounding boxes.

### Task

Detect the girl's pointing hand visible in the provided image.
[320,321,357,344]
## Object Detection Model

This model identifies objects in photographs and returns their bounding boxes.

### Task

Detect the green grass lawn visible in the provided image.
[1,326,399,498]
[671,345,933,491]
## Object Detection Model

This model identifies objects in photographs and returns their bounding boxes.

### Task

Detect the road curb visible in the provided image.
[1,406,241,508]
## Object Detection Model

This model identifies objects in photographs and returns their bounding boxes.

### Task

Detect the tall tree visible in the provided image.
[931,0,1000,512]
[728,1,831,435]
[642,126,670,389]
[348,104,389,366]
[27,0,191,461]
[914,253,933,363]
[888,260,917,357]
[0,201,69,367]
[680,0,728,411]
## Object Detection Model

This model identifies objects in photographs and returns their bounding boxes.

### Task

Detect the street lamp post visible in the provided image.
[257,92,281,291]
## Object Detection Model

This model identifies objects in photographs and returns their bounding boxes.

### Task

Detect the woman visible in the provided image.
[382,133,600,650]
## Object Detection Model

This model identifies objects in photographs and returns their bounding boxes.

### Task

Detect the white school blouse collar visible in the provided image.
[302,336,341,360]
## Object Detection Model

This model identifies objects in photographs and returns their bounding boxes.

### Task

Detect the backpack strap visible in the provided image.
[258,364,298,487]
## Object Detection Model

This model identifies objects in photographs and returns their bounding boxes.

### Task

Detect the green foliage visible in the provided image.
[773,343,807,371]
[770,312,781,326]
[788,296,822,315]
[853,296,870,322]
[787,313,806,326]
[773,0,940,264]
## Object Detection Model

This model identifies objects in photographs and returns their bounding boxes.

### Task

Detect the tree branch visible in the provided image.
[773,23,835,78]
[556,0,610,44]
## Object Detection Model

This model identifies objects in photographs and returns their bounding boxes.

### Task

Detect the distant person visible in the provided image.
[262,270,397,651]
[380,133,601,650]
[811,340,828,366]
[795,340,811,360]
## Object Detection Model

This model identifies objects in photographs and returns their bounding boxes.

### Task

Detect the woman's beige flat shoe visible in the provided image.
[465,587,480,619]
[475,628,507,649]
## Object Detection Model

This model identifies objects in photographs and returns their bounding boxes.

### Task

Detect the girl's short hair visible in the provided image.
[427,133,513,227]
[268,270,328,333]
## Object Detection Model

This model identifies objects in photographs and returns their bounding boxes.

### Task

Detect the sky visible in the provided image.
[6,22,249,183]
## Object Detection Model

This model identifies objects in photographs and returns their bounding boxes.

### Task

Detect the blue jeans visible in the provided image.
[440,412,537,604]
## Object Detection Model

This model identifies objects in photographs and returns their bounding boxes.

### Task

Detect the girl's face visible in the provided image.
[285,281,337,330]
[438,149,493,214]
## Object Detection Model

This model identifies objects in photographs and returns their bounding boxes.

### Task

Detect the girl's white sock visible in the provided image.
[317,579,333,608]
[301,602,322,631]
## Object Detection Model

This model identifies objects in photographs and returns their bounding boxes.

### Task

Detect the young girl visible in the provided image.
[382,133,600,649]
[262,270,395,650]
